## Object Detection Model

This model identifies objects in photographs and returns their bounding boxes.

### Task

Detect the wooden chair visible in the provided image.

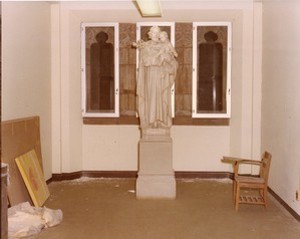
[223,151,272,210]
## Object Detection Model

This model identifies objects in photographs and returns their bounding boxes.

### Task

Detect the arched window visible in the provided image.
[192,22,232,118]
[81,23,119,117]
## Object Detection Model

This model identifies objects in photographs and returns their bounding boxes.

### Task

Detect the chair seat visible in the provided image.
[235,175,265,184]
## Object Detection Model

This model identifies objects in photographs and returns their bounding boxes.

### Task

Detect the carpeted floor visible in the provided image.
[38,178,300,239]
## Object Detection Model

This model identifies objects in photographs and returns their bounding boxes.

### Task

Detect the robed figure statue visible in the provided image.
[134,26,178,130]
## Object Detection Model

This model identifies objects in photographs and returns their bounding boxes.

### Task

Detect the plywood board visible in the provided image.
[1,116,43,206]
[15,150,50,207]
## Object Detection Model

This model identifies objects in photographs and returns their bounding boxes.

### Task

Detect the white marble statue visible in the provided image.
[133,26,178,130]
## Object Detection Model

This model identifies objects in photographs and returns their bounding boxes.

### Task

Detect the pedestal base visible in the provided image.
[136,131,176,199]
[136,175,176,199]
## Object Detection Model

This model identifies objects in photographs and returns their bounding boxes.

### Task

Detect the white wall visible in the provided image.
[2,2,52,179]
[51,1,262,174]
[262,0,300,215]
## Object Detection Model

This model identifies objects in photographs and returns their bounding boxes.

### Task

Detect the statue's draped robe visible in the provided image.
[137,41,178,129]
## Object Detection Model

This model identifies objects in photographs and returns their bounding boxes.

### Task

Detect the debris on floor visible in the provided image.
[180,178,232,184]
[63,177,116,185]
[8,202,63,239]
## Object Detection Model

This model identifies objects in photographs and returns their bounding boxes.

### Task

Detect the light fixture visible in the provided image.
[135,0,162,17]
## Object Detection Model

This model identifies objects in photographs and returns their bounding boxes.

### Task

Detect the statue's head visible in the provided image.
[159,31,169,43]
[148,26,161,42]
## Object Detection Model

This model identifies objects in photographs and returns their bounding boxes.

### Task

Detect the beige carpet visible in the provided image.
[38,178,300,239]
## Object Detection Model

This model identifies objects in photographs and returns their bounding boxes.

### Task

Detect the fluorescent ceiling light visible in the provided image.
[135,0,162,17]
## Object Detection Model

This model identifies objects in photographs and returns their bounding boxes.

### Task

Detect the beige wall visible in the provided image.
[2,2,52,179]
[51,1,262,174]
[262,0,300,214]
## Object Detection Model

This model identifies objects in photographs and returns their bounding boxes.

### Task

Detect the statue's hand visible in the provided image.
[133,40,146,49]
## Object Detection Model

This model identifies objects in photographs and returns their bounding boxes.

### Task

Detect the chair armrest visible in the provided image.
[234,160,264,176]
[222,156,253,164]
[236,160,263,166]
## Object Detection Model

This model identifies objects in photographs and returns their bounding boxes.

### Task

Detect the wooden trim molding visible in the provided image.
[82,171,137,178]
[173,117,229,126]
[49,171,138,183]
[268,187,300,222]
[49,171,83,183]
[49,171,233,182]
[83,116,139,125]
[83,116,229,126]
[175,171,233,179]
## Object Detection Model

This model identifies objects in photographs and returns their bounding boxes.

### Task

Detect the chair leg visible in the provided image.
[235,183,240,210]
[263,186,268,208]
[233,181,237,204]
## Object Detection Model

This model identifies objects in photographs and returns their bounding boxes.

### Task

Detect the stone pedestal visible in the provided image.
[136,129,176,199]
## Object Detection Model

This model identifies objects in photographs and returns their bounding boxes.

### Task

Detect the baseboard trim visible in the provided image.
[175,171,234,180]
[49,171,233,182]
[82,170,138,179]
[50,171,83,182]
[268,187,300,222]
[47,170,299,221]
[49,171,137,183]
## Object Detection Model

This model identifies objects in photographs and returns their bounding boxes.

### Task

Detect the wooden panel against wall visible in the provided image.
[1,116,43,206]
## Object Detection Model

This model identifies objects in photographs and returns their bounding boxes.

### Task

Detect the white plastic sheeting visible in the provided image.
[8,202,62,238]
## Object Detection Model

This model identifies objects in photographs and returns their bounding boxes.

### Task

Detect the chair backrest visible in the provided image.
[260,151,272,184]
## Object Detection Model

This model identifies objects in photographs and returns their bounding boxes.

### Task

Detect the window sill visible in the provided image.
[83,115,229,126]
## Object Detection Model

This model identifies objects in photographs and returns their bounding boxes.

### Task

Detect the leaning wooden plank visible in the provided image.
[1,116,43,206]
[15,150,50,207]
